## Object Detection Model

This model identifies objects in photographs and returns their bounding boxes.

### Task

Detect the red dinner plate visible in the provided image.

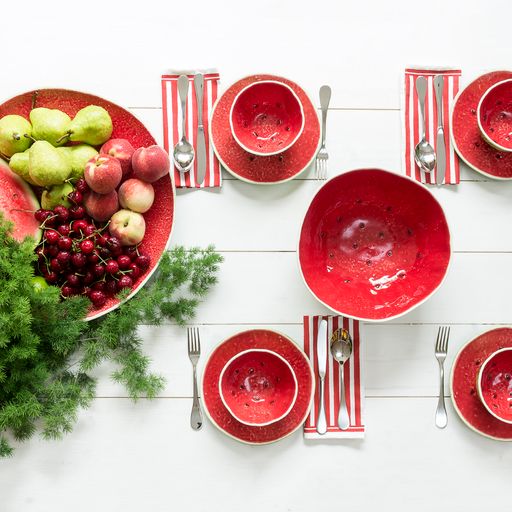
[210,75,320,184]
[451,70,512,180]
[298,169,451,322]
[0,89,175,320]
[202,329,314,444]
[451,327,512,441]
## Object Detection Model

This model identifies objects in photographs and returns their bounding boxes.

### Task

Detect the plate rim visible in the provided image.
[201,328,315,445]
[209,74,321,185]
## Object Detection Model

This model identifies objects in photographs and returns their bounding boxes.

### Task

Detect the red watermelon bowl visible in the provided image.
[477,79,512,153]
[477,348,512,425]
[0,88,175,321]
[219,348,299,427]
[298,169,451,322]
[229,80,305,156]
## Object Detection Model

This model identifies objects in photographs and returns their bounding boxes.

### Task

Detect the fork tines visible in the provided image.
[435,326,450,355]
[187,327,201,359]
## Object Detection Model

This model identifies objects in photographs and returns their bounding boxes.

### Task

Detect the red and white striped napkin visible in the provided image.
[303,315,365,439]
[161,70,222,188]
[402,67,462,185]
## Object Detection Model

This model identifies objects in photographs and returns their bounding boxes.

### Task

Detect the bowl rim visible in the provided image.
[296,168,452,323]
[450,69,512,180]
[218,347,299,427]
[0,86,176,322]
[228,79,306,157]
[476,78,512,153]
[477,347,512,425]
[450,327,512,441]
[200,328,315,445]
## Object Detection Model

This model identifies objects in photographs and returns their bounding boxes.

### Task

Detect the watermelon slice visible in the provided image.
[0,158,41,243]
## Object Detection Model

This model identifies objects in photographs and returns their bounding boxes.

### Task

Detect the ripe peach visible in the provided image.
[118,178,155,213]
[84,154,122,194]
[100,138,135,177]
[132,145,170,183]
[84,190,119,222]
[109,209,146,246]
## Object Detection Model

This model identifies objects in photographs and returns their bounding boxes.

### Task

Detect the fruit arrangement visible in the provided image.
[0,103,171,311]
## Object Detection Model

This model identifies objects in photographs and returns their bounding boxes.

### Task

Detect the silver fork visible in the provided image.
[315,85,331,180]
[435,326,450,429]
[187,327,203,430]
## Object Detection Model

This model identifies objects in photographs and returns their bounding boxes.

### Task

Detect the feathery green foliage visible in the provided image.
[0,217,222,457]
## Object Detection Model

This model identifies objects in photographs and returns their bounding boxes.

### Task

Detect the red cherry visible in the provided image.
[135,254,150,271]
[123,246,138,260]
[96,234,108,247]
[93,264,105,278]
[117,255,131,270]
[46,245,59,257]
[105,260,119,275]
[68,190,83,205]
[72,220,88,233]
[89,290,107,307]
[75,178,89,194]
[99,247,111,258]
[58,224,71,236]
[88,252,100,264]
[83,224,96,237]
[66,274,80,287]
[58,236,73,251]
[61,285,76,298]
[45,271,58,284]
[35,209,51,223]
[45,229,60,245]
[53,206,69,223]
[80,240,95,254]
[105,279,118,296]
[50,258,61,272]
[57,251,71,265]
[82,271,95,285]
[128,263,140,279]
[117,275,133,291]
[69,205,86,220]
[92,281,106,292]
[71,253,87,268]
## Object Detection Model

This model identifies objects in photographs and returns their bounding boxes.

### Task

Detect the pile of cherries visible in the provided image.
[34,178,150,308]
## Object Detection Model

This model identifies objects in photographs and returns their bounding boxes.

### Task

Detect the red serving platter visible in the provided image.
[210,75,320,184]
[298,169,451,322]
[451,328,512,441]
[451,70,512,180]
[202,329,314,444]
[0,89,175,320]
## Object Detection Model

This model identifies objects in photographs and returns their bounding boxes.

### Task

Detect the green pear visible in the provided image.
[29,140,72,187]
[9,149,37,185]
[41,182,73,209]
[0,115,32,157]
[63,144,98,179]
[69,105,113,146]
[30,108,71,147]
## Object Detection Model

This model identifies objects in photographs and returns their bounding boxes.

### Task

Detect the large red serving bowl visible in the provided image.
[229,80,304,156]
[0,88,175,321]
[219,349,298,426]
[298,169,451,321]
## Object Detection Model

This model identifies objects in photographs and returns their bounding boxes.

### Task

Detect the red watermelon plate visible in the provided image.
[451,327,512,441]
[202,329,314,444]
[0,89,175,320]
[451,71,512,180]
[210,75,320,184]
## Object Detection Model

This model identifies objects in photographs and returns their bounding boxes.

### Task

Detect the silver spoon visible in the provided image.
[414,76,436,174]
[173,75,195,172]
[330,328,353,430]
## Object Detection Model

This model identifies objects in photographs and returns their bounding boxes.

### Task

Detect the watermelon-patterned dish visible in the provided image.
[298,169,451,322]
[211,75,320,184]
[477,79,512,152]
[0,89,175,320]
[219,348,299,426]
[202,329,314,444]
[451,70,512,180]
[477,348,512,424]
[451,328,512,441]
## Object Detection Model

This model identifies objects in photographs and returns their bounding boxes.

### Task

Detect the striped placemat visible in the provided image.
[303,315,365,439]
[161,70,222,188]
[402,67,462,185]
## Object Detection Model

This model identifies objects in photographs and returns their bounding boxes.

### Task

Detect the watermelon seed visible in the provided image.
[248,368,254,374]
[278,155,284,162]
[471,109,476,115]
[366,260,372,266]
[344,279,351,283]
[379,232,385,239]
[359,222,365,229]
[387,250,393,257]
[496,153,503,160]
[285,126,291,131]
[475,360,481,366]
[353,243,358,249]
[470,388,476,395]
[253,104,258,109]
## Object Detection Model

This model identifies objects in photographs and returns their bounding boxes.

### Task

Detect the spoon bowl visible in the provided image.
[414,139,436,173]
[173,74,195,173]
[330,328,353,430]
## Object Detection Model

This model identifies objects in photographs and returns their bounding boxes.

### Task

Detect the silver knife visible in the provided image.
[434,75,446,186]
[194,73,207,186]
[316,319,328,435]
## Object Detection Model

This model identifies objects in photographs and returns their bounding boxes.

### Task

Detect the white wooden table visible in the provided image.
[2,1,512,510]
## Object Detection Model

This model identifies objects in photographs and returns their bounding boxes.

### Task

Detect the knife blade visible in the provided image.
[194,73,207,186]
[434,75,446,185]
[316,319,328,435]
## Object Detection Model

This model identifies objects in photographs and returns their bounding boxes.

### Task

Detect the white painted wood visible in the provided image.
[4,398,512,512]
[1,1,511,510]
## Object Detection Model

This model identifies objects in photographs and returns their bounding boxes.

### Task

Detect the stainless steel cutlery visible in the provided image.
[435,326,450,429]
[194,73,207,186]
[187,327,203,431]
[330,328,353,430]
[316,319,328,434]
[433,75,446,185]
[315,85,331,181]
[173,75,195,173]
[414,76,436,174]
